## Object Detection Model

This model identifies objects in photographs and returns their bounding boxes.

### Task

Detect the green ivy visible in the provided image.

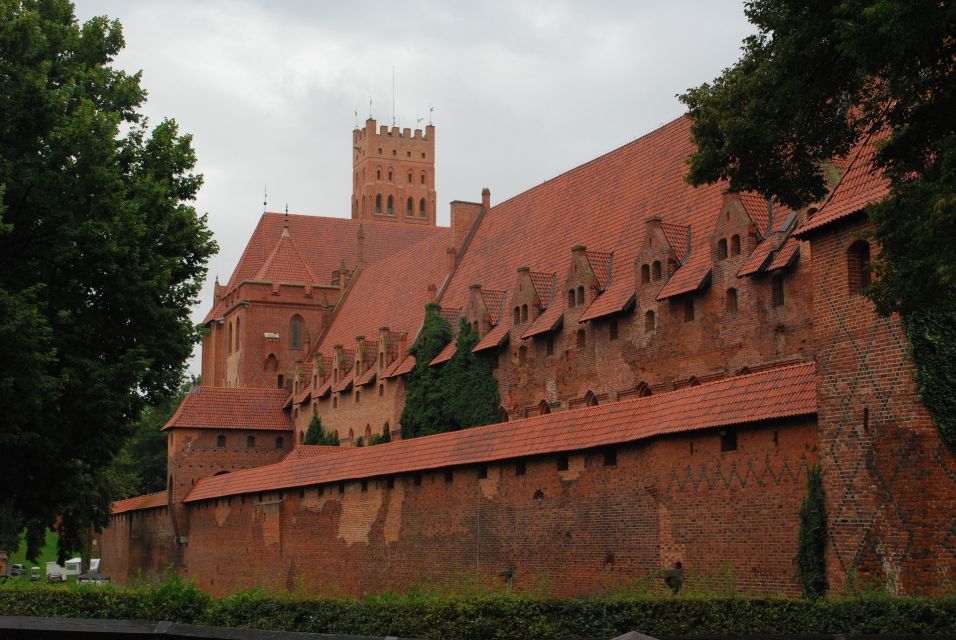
[902,308,956,452]
[796,464,827,599]
[400,304,454,439]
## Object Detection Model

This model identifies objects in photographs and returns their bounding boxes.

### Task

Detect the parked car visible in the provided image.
[30,567,40,581]
[10,564,24,576]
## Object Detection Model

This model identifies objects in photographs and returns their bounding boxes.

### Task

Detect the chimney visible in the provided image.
[446,246,457,271]
[450,194,484,252]
[427,283,437,303]
[481,187,491,210]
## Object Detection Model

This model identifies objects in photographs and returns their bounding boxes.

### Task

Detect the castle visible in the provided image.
[100,115,956,597]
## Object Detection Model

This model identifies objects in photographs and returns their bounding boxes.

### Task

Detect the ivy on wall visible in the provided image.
[903,309,956,452]
[796,464,828,599]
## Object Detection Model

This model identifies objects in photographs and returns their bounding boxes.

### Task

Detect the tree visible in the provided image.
[400,303,453,439]
[796,464,828,599]
[440,319,500,430]
[0,1,217,562]
[680,0,956,449]
[303,414,339,446]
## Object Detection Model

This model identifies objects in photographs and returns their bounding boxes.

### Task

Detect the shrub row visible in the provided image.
[1,582,954,639]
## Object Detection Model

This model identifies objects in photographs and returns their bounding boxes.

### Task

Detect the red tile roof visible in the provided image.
[355,366,377,387]
[657,249,711,300]
[429,340,457,366]
[112,491,167,514]
[204,214,443,323]
[185,363,816,502]
[162,387,292,432]
[332,374,353,394]
[795,134,890,237]
[579,284,635,322]
[254,229,318,284]
[309,230,454,360]
[380,354,407,379]
[314,377,333,399]
[292,386,312,406]
[585,251,614,290]
[522,304,565,338]
[737,237,776,277]
[660,223,690,263]
[437,117,727,328]
[473,322,510,352]
[389,354,416,378]
[479,290,507,325]
[529,272,556,305]
[767,237,800,271]
[282,445,348,462]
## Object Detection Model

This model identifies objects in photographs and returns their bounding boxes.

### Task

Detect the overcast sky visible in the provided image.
[73,1,756,375]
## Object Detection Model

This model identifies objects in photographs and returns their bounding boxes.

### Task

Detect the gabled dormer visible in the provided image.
[464,283,507,337]
[564,245,611,314]
[635,218,684,301]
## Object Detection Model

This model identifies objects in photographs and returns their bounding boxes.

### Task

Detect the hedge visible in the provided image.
[1,582,954,639]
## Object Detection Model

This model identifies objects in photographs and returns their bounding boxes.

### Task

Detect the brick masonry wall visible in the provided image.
[176,418,815,597]
[809,218,956,594]
[100,506,176,586]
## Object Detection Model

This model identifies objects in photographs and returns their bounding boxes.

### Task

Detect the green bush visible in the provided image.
[1,579,954,638]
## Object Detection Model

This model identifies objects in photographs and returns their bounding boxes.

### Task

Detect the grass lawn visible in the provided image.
[6,530,60,579]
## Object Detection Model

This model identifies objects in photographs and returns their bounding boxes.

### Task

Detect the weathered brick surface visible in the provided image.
[99,506,176,585]
[174,419,815,596]
[808,219,956,594]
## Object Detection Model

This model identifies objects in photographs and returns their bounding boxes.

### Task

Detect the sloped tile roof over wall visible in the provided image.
[185,363,816,502]
[112,491,167,514]
[162,387,293,432]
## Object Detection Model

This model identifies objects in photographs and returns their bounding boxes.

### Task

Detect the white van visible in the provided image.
[64,557,100,577]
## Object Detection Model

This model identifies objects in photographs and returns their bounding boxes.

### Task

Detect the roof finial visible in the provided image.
[284,203,289,226]
[263,185,267,214]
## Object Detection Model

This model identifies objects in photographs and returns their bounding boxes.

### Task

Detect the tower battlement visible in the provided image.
[351,118,437,226]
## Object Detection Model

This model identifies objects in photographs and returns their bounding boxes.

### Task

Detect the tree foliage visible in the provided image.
[401,307,499,439]
[303,414,339,446]
[796,464,828,599]
[680,0,956,448]
[0,1,217,560]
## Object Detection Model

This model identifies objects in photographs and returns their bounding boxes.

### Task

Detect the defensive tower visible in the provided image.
[351,117,437,226]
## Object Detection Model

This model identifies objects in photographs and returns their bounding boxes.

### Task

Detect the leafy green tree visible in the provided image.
[440,319,500,430]
[0,1,217,562]
[680,0,956,449]
[303,414,339,446]
[400,303,453,439]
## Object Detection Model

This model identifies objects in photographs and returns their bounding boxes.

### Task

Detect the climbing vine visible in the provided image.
[796,464,828,599]
[902,309,956,452]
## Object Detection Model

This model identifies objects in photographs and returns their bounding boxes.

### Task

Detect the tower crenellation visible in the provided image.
[352,117,437,225]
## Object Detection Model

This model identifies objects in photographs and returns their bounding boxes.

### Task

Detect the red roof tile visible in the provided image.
[429,340,457,366]
[656,248,711,300]
[521,304,565,338]
[579,284,635,322]
[479,289,507,325]
[355,365,377,387]
[660,223,690,263]
[529,272,556,306]
[737,237,776,277]
[314,377,332,399]
[332,373,353,394]
[585,251,614,290]
[795,134,890,237]
[204,214,443,323]
[186,363,817,502]
[389,354,416,378]
[767,237,800,271]
[437,117,727,327]
[439,307,461,327]
[282,445,348,462]
[309,230,454,359]
[254,229,318,284]
[473,322,510,352]
[380,354,406,379]
[292,386,312,406]
[112,491,167,514]
[162,387,292,432]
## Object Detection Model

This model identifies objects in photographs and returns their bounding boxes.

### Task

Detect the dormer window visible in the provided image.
[521,304,528,323]
[652,261,662,280]
[576,286,585,306]
[568,290,576,308]
[717,238,728,260]
[641,264,650,284]
[731,235,741,256]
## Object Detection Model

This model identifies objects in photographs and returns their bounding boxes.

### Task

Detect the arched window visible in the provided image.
[235,317,241,351]
[726,288,738,313]
[683,298,695,322]
[387,169,393,182]
[568,289,576,308]
[771,274,785,307]
[406,197,413,216]
[521,304,528,323]
[420,172,426,185]
[382,423,390,439]
[419,198,426,217]
[514,306,521,324]
[290,316,303,350]
[538,399,551,415]
[376,168,381,180]
[652,261,662,280]
[217,434,226,448]
[584,390,598,407]
[407,171,413,184]
[688,376,700,387]
[847,240,871,296]
[265,353,277,371]
[355,390,361,403]
[636,381,652,397]
[348,428,354,445]
[277,374,284,389]
[246,435,256,448]
[332,396,337,408]
[576,328,586,350]
[472,320,479,333]
[227,322,233,353]
[641,264,650,284]
[365,424,372,442]
[731,235,741,256]
[375,194,382,214]
[378,383,384,397]
[387,195,394,216]
[498,407,509,423]
[644,310,656,333]
[379,352,384,368]
[717,238,728,260]
[576,286,585,306]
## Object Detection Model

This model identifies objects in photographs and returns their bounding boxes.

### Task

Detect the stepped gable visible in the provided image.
[310,230,454,359]
[795,134,890,237]
[204,214,443,322]
[185,362,816,502]
[162,387,292,432]
[438,116,726,320]
[112,491,167,514]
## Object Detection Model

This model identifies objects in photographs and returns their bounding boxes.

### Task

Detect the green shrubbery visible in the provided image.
[1,578,954,639]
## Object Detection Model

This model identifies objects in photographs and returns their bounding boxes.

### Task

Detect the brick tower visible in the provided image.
[351,117,437,226]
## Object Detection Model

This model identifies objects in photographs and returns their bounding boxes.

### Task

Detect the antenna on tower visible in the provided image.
[263,185,267,214]
[354,108,358,128]
[284,203,289,228]
[369,97,373,119]
[428,104,435,126]
[391,66,396,127]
